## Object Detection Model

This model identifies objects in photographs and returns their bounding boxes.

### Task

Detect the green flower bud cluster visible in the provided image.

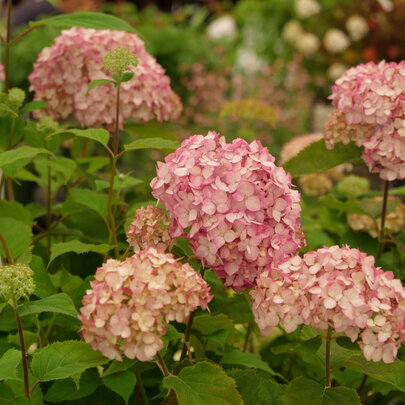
[36,116,59,133]
[103,47,138,73]
[337,175,370,198]
[7,88,26,109]
[0,264,35,301]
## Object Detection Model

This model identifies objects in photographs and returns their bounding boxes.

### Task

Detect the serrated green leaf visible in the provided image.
[221,351,275,374]
[345,356,405,392]
[49,241,111,264]
[0,217,32,260]
[69,188,108,218]
[0,349,21,381]
[30,255,56,298]
[21,101,48,114]
[31,341,108,382]
[124,138,179,151]
[163,361,243,405]
[283,377,361,405]
[88,79,115,92]
[31,12,138,33]
[283,140,362,178]
[102,358,137,378]
[103,371,137,405]
[0,146,51,169]
[18,293,78,318]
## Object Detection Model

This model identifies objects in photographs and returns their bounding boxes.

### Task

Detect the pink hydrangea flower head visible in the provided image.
[29,27,182,128]
[126,205,173,252]
[151,131,305,291]
[79,248,212,361]
[326,60,405,180]
[251,246,405,363]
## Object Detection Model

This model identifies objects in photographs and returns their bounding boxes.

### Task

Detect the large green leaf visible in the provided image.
[0,146,50,169]
[103,371,137,405]
[49,241,111,264]
[221,351,276,375]
[48,156,77,185]
[345,356,405,392]
[102,358,137,378]
[0,349,21,381]
[0,201,33,225]
[30,255,56,298]
[283,140,362,178]
[124,138,179,151]
[227,369,285,405]
[18,293,78,318]
[69,188,108,218]
[163,361,243,405]
[65,128,110,146]
[0,217,32,260]
[282,377,360,405]
[31,341,108,382]
[31,12,137,33]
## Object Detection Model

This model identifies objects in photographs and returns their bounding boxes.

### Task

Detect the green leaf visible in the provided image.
[227,369,285,405]
[0,218,32,260]
[0,146,51,169]
[31,12,138,33]
[221,351,274,374]
[103,371,137,405]
[30,255,56,298]
[50,241,111,264]
[194,314,233,335]
[283,377,361,405]
[102,358,137,378]
[51,128,110,147]
[44,370,101,403]
[121,72,134,83]
[163,361,243,405]
[0,349,21,381]
[283,140,362,178]
[88,79,115,92]
[48,156,77,184]
[18,293,78,318]
[31,341,108,382]
[69,188,108,218]
[21,101,48,114]
[0,103,18,117]
[124,137,179,151]
[345,356,405,392]
[0,201,33,225]
[0,383,19,404]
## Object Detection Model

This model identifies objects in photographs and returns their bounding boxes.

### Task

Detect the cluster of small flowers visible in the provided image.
[126,205,173,252]
[29,27,182,128]
[326,61,405,180]
[251,246,405,363]
[151,131,305,291]
[0,264,35,301]
[79,248,212,362]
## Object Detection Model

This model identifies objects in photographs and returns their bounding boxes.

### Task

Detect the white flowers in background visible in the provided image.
[207,15,237,41]
[327,63,348,80]
[346,15,369,41]
[295,0,321,18]
[323,29,350,53]
[295,32,320,56]
[282,20,304,44]
[235,47,265,75]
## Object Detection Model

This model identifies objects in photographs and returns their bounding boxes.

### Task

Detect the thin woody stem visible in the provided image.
[377,181,390,259]
[325,326,332,388]
[156,352,170,377]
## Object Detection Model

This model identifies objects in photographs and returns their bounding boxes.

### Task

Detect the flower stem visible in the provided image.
[325,326,332,388]
[13,297,30,400]
[3,0,12,92]
[0,232,13,264]
[377,181,390,259]
[243,323,253,352]
[156,352,170,377]
[46,156,52,257]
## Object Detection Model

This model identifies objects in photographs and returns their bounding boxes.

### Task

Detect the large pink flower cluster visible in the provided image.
[79,248,212,362]
[251,246,405,363]
[126,205,172,252]
[326,61,405,180]
[151,131,305,291]
[29,27,182,128]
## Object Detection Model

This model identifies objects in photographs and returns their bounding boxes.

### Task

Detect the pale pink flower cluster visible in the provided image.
[251,246,405,363]
[326,61,405,180]
[151,131,305,291]
[79,248,212,362]
[126,205,172,252]
[29,27,182,128]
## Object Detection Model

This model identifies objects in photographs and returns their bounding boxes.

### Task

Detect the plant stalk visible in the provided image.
[0,232,13,264]
[377,180,390,258]
[3,0,12,92]
[46,157,52,257]
[325,326,332,388]
[156,352,170,377]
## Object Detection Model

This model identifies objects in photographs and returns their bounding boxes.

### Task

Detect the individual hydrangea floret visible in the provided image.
[126,205,173,252]
[151,131,305,291]
[79,248,212,362]
[251,246,405,363]
[103,47,138,72]
[326,60,405,180]
[29,27,182,129]
[0,264,35,301]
